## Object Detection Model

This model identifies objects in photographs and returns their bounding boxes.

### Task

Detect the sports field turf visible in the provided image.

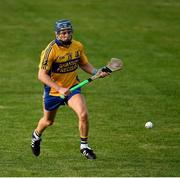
[0,0,180,176]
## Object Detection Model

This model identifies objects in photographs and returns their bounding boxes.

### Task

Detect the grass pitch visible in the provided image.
[0,0,180,176]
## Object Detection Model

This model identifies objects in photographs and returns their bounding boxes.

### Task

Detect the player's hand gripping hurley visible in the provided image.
[60,58,123,99]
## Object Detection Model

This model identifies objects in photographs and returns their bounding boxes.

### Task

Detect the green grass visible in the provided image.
[0,0,180,176]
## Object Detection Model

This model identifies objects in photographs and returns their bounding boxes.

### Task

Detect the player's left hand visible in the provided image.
[97,69,110,78]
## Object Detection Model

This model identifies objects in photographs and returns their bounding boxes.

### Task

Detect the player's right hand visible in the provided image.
[57,87,71,96]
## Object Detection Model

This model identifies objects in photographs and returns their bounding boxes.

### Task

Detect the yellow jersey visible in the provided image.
[39,39,89,96]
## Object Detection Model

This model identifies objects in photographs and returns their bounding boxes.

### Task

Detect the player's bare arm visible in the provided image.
[80,62,110,78]
[38,68,71,96]
[79,63,95,75]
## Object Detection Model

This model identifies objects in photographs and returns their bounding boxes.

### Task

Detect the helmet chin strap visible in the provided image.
[56,35,72,46]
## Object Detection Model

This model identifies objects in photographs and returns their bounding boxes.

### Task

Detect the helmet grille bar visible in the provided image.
[55,19,73,32]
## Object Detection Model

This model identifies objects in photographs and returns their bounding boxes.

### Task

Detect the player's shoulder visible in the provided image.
[46,40,57,49]
[42,40,57,54]
[71,39,84,49]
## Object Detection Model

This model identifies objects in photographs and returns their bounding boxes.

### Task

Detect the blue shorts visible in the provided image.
[43,85,81,111]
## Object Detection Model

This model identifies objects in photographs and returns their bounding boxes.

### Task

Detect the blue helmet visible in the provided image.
[55,19,73,33]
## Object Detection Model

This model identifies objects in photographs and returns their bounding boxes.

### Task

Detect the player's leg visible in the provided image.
[68,94,89,140]
[34,86,65,135]
[35,108,57,134]
[31,109,58,156]
[67,94,96,160]
[31,92,65,157]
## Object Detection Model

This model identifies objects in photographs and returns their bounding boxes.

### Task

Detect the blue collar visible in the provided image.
[55,38,63,46]
[55,38,72,47]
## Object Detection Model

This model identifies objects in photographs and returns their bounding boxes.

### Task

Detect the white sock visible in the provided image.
[80,143,89,149]
[33,131,41,140]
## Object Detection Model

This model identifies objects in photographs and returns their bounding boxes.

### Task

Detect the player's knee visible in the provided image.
[79,111,88,122]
